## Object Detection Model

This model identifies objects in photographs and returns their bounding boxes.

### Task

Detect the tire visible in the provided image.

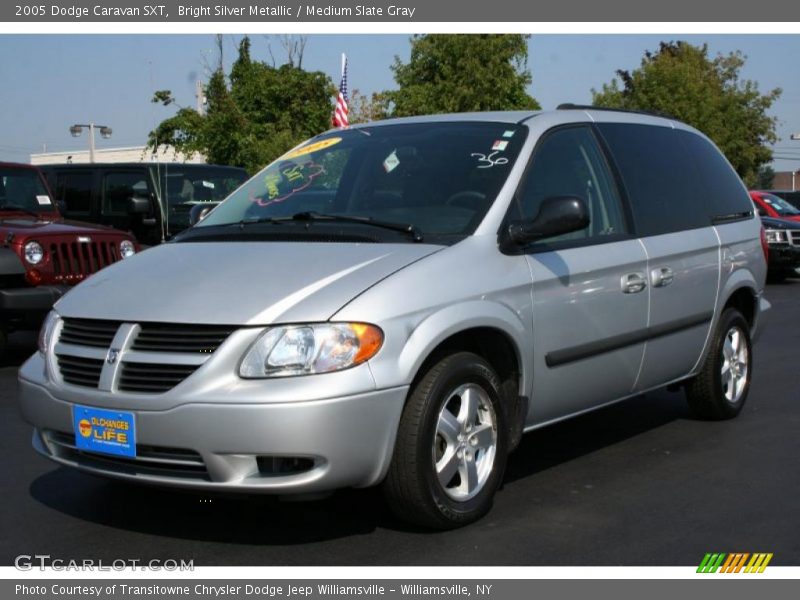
[383,352,508,529]
[685,308,753,420]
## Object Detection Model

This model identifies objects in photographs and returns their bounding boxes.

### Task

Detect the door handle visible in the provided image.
[651,267,674,288]
[621,272,647,294]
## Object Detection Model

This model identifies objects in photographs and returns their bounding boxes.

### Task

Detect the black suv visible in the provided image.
[40,163,248,245]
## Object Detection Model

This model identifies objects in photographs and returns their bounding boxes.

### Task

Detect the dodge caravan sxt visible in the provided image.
[19,108,769,529]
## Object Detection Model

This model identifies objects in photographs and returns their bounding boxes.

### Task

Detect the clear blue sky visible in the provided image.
[1,34,799,171]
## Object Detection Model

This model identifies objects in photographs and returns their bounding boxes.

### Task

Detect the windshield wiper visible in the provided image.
[237,216,288,227]
[289,211,424,242]
[0,203,41,219]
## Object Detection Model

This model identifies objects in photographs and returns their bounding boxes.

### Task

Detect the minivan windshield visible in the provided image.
[760,193,800,216]
[196,122,526,243]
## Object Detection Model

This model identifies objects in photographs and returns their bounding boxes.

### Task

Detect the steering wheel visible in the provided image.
[445,191,487,211]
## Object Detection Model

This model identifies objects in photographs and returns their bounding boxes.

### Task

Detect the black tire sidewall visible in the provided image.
[417,353,508,524]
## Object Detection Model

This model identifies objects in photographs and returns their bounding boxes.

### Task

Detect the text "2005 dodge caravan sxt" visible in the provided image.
[20,107,768,529]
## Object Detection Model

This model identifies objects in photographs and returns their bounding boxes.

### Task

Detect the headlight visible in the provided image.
[240,323,383,378]
[38,310,60,355]
[764,229,787,244]
[120,240,136,258]
[24,241,44,265]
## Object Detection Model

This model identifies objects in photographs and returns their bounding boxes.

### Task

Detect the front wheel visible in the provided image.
[382,352,508,529]
[685,308,753,420]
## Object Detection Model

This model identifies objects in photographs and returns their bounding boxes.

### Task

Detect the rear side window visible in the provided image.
[596,123,708,236]
[676,130,753,220]
[55,172,93,215]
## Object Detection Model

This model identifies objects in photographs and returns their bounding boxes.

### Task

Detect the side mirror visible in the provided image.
[189,203,218,226]
[127,195,151,216]
[505,196,590,247]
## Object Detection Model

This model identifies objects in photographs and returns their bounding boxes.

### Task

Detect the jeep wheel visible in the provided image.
[383,352,508,529]
[685,308,752,420]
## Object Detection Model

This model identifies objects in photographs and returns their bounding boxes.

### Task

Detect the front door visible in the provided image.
[513,125,649,425]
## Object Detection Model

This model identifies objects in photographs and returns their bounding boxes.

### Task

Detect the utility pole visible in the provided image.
[195,80,207,116]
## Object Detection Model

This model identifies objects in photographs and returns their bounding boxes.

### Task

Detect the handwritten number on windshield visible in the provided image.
[471,151,509,169]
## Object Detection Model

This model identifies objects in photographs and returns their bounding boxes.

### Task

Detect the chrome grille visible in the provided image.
[119,362,200,394]
[790,231,800,246]
[131,323,236,353]
[54,319,232,393]
[56,354,104,388]
[60,318,121,348]
[49,240,120,277]
[45,430,208,479]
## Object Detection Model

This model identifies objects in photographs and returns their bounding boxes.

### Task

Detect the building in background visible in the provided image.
[772,170,800,191]
[30,145,205,166]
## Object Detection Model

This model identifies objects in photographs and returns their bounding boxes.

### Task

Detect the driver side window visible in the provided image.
[516,126,627,245]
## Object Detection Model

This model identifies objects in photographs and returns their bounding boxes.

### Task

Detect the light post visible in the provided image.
[791,133,800,191]
[69,123,112,163]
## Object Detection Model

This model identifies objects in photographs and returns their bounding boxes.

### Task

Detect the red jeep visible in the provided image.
[750,190,800,222]
[1,162,137,353]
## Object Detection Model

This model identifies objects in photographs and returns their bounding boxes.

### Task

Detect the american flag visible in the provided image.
[332,54,349,128]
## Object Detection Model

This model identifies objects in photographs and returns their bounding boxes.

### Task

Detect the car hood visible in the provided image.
[760,216,800,230]
[55,241,443,325]
[0,216,124,236]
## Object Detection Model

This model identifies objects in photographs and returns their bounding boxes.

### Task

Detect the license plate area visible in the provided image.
[72,405,136,458]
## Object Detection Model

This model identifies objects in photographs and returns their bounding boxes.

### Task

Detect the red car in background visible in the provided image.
[750,190,800,222]
[1,162,137,355]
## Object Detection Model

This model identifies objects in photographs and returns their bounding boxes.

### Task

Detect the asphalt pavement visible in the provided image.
[2,282,799,566]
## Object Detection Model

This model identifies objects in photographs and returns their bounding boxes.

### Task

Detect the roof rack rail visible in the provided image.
[556,103,676,120]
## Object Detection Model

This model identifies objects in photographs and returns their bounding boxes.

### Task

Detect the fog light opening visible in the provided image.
[256,456,315,477]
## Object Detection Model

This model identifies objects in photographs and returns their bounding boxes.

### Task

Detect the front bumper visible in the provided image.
[19,355,408,494]
[767,244,800,273]
[0,285,68,313]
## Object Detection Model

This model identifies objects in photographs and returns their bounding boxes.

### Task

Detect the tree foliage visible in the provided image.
[388,34,540,117]
[149,37,335,173]
[592,41,781,186]
[348,89,391,124]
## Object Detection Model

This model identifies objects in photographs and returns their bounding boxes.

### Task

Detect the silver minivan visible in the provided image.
[19,108,769,528]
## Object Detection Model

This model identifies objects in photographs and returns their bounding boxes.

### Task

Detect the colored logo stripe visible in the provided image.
[697,553,726,573]
[745,553,773,573]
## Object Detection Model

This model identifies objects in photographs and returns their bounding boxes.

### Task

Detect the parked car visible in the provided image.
[750,190,800,222]
[0,162,137,355]
[40,163,248,245]
[760,215,800,281]
[764,189,800,209]
[20,108,768,529]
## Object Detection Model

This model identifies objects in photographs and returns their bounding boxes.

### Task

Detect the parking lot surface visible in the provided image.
[2,282,799,566]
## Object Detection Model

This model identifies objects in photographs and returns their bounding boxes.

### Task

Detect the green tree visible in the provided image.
[149,37,335,173]
[348,89,391,124]
[592,41,781,186]
[389,34,540,117]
